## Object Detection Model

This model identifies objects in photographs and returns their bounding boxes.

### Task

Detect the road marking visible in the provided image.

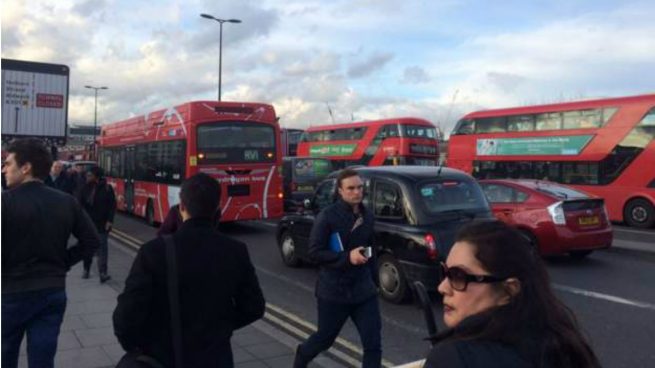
[255,266,315,293]
[265,303,395,368]
[111,228,144,246]
[553,284,655,311]
[256,266,426,335]
[264,312,364,367]
[614,226,655,236]
[110,232,140,250]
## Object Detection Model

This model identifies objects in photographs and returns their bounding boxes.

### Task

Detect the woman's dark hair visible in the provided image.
[6,138,52,179]
[180,173,221,219]
[451,220,600,368]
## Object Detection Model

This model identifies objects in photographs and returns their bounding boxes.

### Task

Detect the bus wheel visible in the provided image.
[378,254,410,304]
[279,231,301,267]
[145,200,155,227]
[624,198,655,229]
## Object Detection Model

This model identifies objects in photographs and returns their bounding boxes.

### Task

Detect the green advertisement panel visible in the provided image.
[476,135,593,156]
[309,144,357,157]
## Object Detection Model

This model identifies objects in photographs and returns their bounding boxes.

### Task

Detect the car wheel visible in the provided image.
[624,198,655,229]
[570,250,593,260]
[377,254,410,304]
[279,231,301,267]
[145,200,155,227]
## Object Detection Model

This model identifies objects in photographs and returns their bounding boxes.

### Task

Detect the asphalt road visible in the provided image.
[112,214,655,367]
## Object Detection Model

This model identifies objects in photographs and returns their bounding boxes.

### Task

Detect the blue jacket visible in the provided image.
[308,199,378,304]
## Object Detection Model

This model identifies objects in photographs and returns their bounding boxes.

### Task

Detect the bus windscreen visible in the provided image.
[197,122,276,163]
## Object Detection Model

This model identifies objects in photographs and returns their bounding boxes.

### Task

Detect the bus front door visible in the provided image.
[124,146,136,213]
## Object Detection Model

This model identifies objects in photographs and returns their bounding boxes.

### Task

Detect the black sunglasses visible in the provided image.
[440,262,506,292]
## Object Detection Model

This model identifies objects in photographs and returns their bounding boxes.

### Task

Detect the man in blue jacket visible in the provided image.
[294,168,381,368]
[2,138,100,368]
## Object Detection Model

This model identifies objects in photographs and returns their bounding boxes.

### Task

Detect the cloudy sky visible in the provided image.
[2,0,654,136]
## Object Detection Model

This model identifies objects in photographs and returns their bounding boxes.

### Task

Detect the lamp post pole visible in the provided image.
[84,85,108,160]
[200,13,241,101]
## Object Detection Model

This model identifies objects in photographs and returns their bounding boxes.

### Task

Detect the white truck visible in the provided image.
[1,58,69,147]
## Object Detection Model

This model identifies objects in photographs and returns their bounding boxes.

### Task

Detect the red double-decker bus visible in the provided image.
[98,101,284,225]
[447,94,655,228]
[296,117,439,168]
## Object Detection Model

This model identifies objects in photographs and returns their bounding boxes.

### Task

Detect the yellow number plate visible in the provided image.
[578,216,599,225]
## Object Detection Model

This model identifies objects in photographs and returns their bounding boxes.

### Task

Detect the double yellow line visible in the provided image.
[109,228,396,368]
[110,228,142,250]
[264,303,395,368]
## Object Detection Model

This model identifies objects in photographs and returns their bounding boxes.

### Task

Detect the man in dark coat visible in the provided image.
[294,169,381,368]
[2,138,100,368]
[79,166,116,282]
[113,173,266,368]
[44,160,73,194]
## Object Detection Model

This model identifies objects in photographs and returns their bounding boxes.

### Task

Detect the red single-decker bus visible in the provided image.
[99,101,284,225]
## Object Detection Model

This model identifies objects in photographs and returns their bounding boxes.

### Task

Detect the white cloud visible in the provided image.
[2,0,653,136]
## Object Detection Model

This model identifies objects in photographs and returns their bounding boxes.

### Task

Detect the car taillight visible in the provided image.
[547,201,566,225]
[424,233,438,261]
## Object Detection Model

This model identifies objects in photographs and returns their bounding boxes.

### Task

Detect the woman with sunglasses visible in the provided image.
[424,220,600,368]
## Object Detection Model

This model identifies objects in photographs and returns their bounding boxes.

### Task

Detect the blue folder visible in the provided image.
[329,232,344,253]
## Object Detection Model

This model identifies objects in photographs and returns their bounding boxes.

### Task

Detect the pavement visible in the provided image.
[15,238,346,368]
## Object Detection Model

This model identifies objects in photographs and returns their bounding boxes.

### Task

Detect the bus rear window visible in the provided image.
[197,122,276,163]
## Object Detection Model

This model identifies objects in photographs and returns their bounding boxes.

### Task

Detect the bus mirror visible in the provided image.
[303,198,312,209]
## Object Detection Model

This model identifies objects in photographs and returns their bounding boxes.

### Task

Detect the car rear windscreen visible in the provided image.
[418,180,489,214]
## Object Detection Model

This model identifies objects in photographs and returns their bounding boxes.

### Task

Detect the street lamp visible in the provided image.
[84,85,108,160]
[200,13,241,101]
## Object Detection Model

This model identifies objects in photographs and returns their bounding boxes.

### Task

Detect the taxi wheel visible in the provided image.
[279,231,301,267]
[624,198,655,229]
[378,254,409,304]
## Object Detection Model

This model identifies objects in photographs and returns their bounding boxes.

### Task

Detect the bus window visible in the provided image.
[453,119,474,135]
[507,115,535,132]
[563,109,602,129]
[536,112,562,131]
[476,117,507,133]
[401,125,437,138]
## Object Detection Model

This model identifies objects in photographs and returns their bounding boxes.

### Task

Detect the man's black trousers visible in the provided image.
[297,296,382,368]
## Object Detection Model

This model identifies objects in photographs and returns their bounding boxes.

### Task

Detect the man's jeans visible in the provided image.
[84,232,108,275]
[297,296,382,368]
[2,288,67,368]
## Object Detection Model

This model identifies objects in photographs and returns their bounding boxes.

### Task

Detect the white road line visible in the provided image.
[553,284,655,311]
[614,227,655,236]
[256,266,315,293]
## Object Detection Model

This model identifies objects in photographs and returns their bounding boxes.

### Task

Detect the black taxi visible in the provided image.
[276,166,494,304]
